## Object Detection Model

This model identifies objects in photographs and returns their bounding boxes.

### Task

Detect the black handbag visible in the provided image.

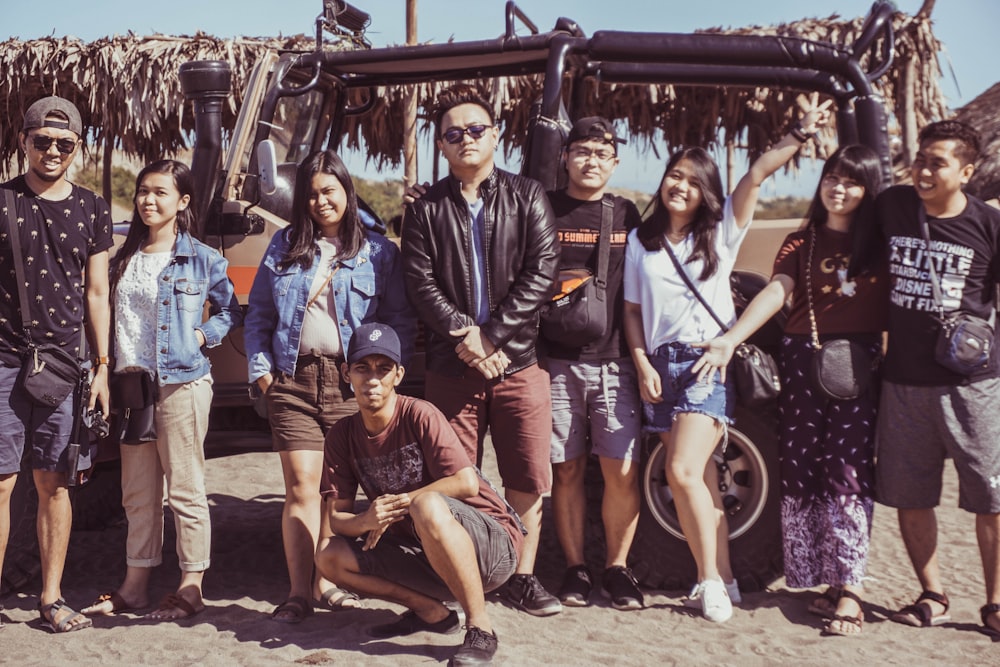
[918,207,994,376]
[4,188,83,408]
[805,227,874,401]
[663,241,780,406]
[540,195,612,347]
[110,371,158,445]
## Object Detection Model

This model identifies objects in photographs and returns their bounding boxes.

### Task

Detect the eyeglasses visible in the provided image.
[30,135,78,156]
[569,147,616,162]
[821,174,861,189]
[441,124,493,145]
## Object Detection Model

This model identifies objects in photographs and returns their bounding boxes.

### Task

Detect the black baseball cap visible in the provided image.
[348,323,402,365]
[566,116,626,152]
[23,96,83,137]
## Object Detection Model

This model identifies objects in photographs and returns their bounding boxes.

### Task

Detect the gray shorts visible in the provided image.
[549,357,641,463]
[0,362,79,475]
[349,494,518,600]
[876,378,1000,514]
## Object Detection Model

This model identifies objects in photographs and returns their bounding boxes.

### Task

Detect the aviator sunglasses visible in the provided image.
[441,124,493,145]
[30,135,79,156]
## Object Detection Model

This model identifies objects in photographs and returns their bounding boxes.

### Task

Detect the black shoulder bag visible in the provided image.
[540,195,613,347]
[663,240,780,406]
[805,227,875,400]
[4,188,83,408]
[918,205,994,375]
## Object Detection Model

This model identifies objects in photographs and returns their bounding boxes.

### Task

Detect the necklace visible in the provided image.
[664,228,688,243]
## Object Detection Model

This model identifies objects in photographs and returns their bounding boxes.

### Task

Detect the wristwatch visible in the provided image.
[94,355,111,367]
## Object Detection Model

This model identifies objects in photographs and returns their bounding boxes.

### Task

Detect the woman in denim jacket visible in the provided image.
[83,159,242,621]
[244,149,414,622]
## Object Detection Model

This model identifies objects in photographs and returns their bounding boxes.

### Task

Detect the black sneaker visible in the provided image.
[557,565,593,607]
[502,574,563,616]
[448,626,498,666]
[601,566,644,611]
[368,609,461,638]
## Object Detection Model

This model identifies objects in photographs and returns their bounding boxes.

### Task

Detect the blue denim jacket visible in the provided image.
[244,227,415,381]
[154,232,243,385]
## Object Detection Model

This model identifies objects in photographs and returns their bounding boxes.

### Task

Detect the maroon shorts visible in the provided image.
[426,363,552,495]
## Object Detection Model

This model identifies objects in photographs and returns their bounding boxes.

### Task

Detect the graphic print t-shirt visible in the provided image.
[321,395,524,552]
[543,190,641,360]
[878,185,1000,385]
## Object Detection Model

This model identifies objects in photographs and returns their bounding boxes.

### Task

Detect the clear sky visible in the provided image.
[5,0,997,196]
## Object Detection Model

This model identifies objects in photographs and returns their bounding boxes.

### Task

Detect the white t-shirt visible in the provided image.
[299,236,344,356]
[624,196,748,352]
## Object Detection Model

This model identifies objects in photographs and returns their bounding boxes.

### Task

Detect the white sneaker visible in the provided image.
[683,579,741,608]
[693,579,732,623]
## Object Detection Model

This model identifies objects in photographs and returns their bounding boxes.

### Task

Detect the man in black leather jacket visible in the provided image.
[401,84,562,617]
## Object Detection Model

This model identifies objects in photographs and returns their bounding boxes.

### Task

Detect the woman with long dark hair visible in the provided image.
[623,97,830,623]
[243,149,414,623]
[83,159,241,621]
[693,145,886,635]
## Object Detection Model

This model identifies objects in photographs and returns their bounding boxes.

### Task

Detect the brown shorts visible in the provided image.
[266,353,357,452]
[426,363,552,495]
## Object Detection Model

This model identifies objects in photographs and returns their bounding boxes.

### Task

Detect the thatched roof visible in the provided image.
[955,82,1000,201]
[0,9,946,178]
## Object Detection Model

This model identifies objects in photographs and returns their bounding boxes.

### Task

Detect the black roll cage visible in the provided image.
[250,0,895,192]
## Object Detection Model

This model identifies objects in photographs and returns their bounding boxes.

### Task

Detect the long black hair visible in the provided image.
[110,159,194,295]
[636,146,725,280]
[280,149,363,270]
[803,144,884,278]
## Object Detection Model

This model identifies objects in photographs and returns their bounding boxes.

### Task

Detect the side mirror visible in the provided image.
[257,140,278,196]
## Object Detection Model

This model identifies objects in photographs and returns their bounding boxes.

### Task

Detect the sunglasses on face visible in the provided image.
[30,135,78,156]
[441,124,493,145]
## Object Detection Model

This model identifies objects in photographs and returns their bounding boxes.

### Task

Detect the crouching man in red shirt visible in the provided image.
[316,322,524,666]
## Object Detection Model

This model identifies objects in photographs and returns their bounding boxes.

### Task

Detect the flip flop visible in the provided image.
[271,596,313,624]
[146,593,205,622]
[316,586,361,610]
[891,590,950,627]
[83,591,144,616]
[39,598,93,633]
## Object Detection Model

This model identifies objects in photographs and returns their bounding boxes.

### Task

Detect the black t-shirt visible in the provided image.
[878,185,1000,385]
[542,190,641,361]
[0,176,114,366]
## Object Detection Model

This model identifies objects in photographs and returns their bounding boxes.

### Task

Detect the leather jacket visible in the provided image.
[401,168,559,376]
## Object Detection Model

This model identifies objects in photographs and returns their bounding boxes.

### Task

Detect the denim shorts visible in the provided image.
[349,493,518,599]
[0,362,80,474]
[643,342,734,433]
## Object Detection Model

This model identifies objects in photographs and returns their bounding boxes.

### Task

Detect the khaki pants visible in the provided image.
[120,376,213,571]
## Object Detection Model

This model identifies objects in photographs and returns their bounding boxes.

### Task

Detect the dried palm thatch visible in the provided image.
[0,8,946,180]
[954,82,1000,201]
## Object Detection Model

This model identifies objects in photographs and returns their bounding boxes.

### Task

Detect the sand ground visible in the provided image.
[1,432,998,666]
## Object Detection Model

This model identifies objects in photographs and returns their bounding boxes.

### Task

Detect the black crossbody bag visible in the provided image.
[3,188,83,408]
[663,240,780,406]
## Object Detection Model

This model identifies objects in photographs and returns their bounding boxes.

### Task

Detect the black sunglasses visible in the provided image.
[441,124,493,145]
[30,135,78,156]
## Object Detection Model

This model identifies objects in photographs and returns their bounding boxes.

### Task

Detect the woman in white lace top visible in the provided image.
[82,160,241,622]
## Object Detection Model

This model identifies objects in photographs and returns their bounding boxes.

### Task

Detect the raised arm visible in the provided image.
[730,94,832,228]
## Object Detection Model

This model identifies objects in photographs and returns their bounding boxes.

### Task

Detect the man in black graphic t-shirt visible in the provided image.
[876,120,1000,636]
[0,97,112,633]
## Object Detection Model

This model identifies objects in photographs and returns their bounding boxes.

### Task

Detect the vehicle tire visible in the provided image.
[1,453,41,596]
[70,460,125,531]
[629,404,783,593]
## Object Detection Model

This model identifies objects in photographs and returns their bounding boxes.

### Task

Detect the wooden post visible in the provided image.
[102,134,113,205]
[403,0,418,187]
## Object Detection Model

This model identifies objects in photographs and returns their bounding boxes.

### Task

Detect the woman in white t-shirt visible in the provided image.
[623,97,829,623]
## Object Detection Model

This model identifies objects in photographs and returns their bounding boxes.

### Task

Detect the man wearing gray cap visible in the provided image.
[0,96,113,632]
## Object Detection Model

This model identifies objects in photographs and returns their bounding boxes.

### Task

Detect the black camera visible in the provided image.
[83,409,111,439]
